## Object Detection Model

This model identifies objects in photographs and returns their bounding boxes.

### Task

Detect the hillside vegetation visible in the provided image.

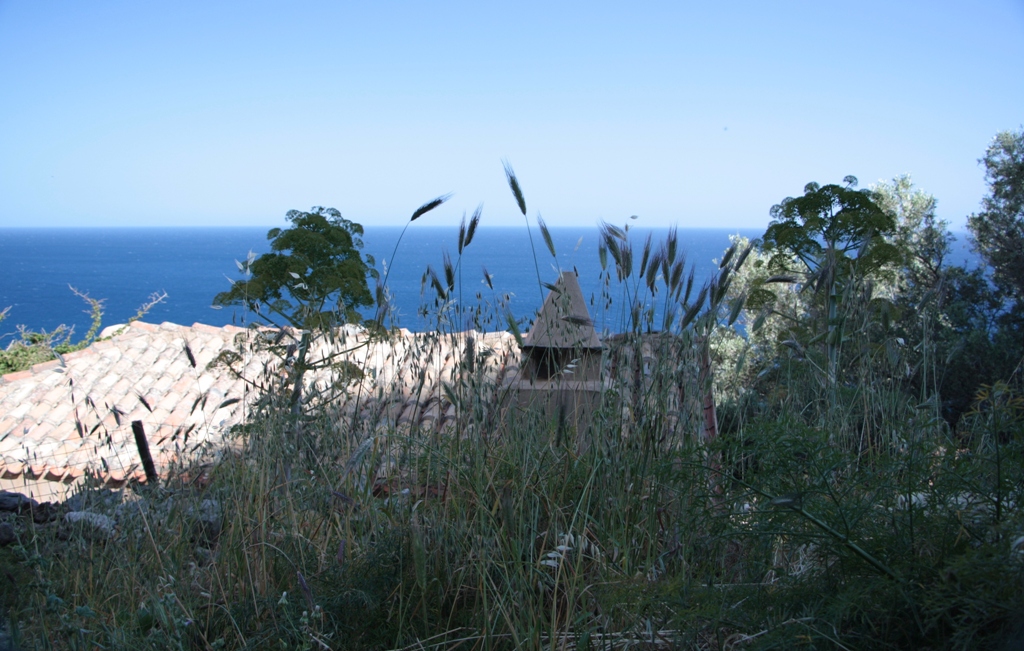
[1,131,1023,650]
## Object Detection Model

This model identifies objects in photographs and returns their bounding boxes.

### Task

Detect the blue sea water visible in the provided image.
[0,226,979,342]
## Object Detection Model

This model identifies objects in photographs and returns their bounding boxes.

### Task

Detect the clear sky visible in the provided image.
[1,1,1021,229]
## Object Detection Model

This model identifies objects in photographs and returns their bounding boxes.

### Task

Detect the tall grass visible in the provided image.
[5,213,1024,650]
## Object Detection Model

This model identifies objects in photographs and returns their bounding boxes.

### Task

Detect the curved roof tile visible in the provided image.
[0,321,519,498]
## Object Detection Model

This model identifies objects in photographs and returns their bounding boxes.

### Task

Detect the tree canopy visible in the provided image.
[871,174,951,298]
[759,177,899,383]
[763,176,899,281]
[968,127,1024,305]
[214,207,377,330]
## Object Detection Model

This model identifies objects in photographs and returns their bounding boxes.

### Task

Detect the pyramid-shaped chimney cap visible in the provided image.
[522,271,602,350]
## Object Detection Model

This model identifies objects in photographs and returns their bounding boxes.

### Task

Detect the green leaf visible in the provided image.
[75,605,98,619]
[506,311,523,347]
[751,308,770,333]
[719,243,736,269]
[727,294,746,326]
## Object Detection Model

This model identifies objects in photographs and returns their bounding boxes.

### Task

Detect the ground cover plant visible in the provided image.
[3,131,1024,649]
[0,289,166,375]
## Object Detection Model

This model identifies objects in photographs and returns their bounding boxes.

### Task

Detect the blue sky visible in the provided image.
[0,1,1021,229]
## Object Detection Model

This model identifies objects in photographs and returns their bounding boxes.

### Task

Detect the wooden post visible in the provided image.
[131,420,159,486]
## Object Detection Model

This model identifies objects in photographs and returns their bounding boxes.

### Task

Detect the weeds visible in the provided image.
[0,287,166,375]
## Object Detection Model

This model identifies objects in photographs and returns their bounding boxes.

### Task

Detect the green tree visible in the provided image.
[968,128,1024,305]
[869,176,953,406]
[709,235,805,399]
[931,266,1023,423]
[869,165,1024,425]
[214,206,378,415]
[943,129,1024,420]
[762,176,899,384]
[764,176,899,282]
[871,174,951,300]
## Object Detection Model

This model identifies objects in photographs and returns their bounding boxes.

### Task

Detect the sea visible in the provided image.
[0,226,979,342]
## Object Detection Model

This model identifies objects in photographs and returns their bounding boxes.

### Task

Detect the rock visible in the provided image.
[0,611,17,651]
[64,487,122,514]
[0,522,15,547]
[195,546,216,564]
[189,499,222,543]
[0,492,37,514]
[113,499,150,522]
[62,511,115,541]
[30,502,59,524]
[1001,619,1024,651]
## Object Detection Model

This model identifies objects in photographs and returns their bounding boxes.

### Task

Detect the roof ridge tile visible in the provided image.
[191,323,223,333]
[0,369,34,384]
[61,348,95,362]
[30,359,62,374]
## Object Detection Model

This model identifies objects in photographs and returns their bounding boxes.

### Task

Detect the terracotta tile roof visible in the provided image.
[0,321,520,498]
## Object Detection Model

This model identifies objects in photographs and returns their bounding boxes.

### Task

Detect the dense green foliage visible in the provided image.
[968,128,1024,305]
[213,207,377,331]
[761,176,899,388]
[764,176,899,277]
[718,168,1023,430]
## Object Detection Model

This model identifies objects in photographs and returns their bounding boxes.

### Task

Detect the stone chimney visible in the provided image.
[510,271,607,442]
[521,271,602,380]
